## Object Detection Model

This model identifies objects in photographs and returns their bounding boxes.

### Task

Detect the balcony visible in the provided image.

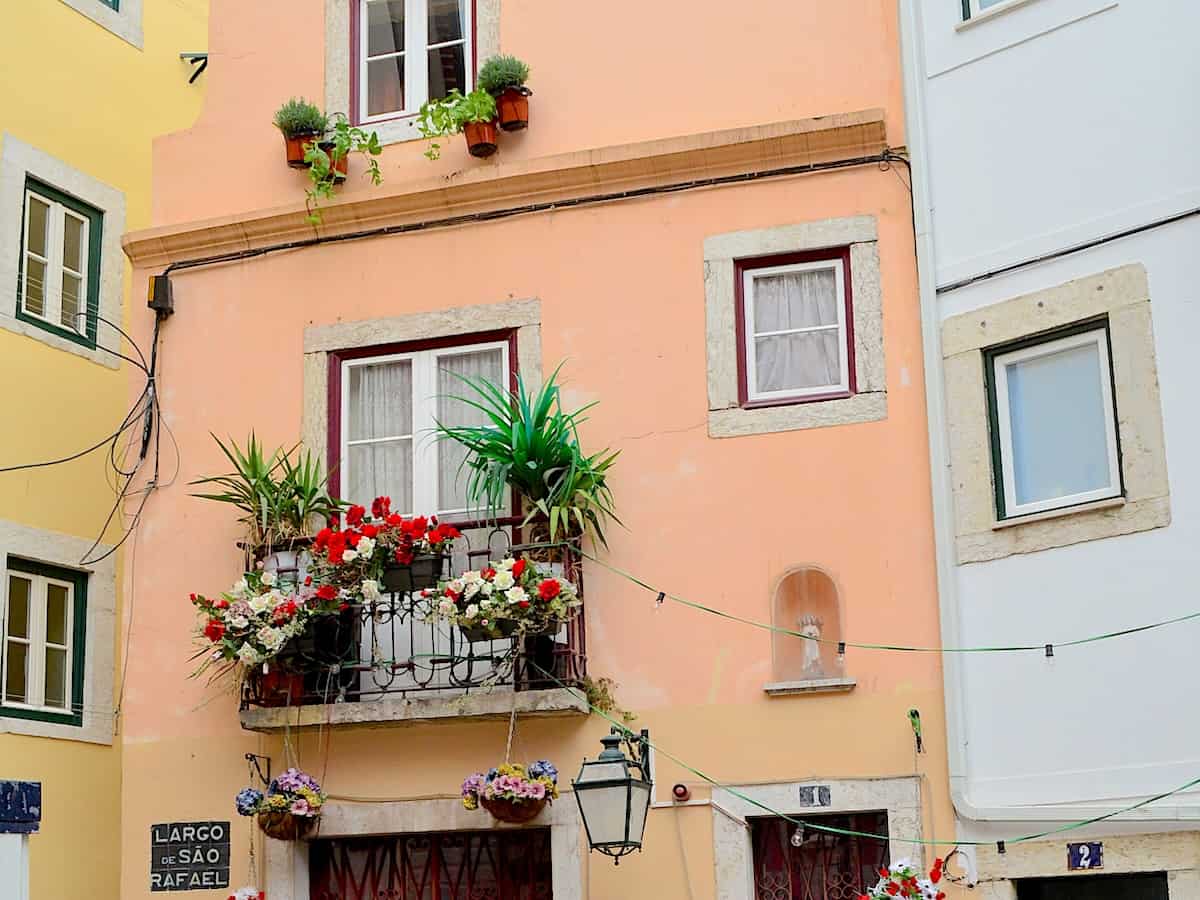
[238,533,588,732]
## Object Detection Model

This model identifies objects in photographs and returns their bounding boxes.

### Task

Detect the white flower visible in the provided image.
[498,558,515,570]
[357,537,376,557]
[464,603,479,618]
[248,594,271,614]
[492,571,515,590]
[361,580,381,602]
[229,615,249,630]
[447,579,465,594]
[479,582,494,596]
[342,549,359,563]
[479,598,492,609]
[505,586,528,605]
[461,570,482,585]
[464,582,480,598]
[438,598,455,615]
[261,571,277,587]
[231,579,249,599]
[237,644,262,665]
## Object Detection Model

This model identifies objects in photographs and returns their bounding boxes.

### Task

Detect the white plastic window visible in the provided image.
[3,570,75,713]
[21,187,90,335]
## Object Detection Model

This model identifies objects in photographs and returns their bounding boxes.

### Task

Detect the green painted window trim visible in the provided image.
[983,316,1124,520]
[2,558,88,727]
[15,176,103,351]
[100,0,120,9]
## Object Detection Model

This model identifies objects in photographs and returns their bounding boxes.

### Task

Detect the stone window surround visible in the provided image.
[712,777,923,900]
[324,0,502,147]
[302,298,542,466]
[942,264,1170,564]
[0,518,116,745]
[57,0,144,49]
[704,215,887,438]
[969,829,1200,898]
[265,796,584,900]
[0,135,125,369]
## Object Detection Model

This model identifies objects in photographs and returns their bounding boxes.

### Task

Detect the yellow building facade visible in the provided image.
[0,2,206,897]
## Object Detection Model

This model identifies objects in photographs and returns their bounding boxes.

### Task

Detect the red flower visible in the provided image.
[361,524,379,539]
[885,884,899,897]
[339,602,350,611]
[214,598,230,610]
[518,600,531,609]
[204,619,225,642]
[372,496,391,519]
[386,513,403,527]
[538,579,561,601]
[346,505,366,526]
[879,869,889,879]
[304,575,313,586]
[189,592,199,604]
[481,567,496,581]
[345,531,362,548]
[314,527,333,549]
[316,584,338,601]
[511,558,526,578]
[427,526,444,545]
[930,869,941,884]
[443,525,461,540]
[395,547,414,565]
[409,516,428,534]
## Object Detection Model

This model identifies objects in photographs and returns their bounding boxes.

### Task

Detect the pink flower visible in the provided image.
[528,781,546,799]
[290,799,311,816]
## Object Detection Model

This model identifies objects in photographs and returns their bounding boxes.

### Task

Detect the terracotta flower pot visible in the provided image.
[318,141,348,180]
[463,121,499,158]
[257,811,318,841]
[481,795,547,824]
[284,131,321,168]
[382,554,446,593]
[496,88,530,132]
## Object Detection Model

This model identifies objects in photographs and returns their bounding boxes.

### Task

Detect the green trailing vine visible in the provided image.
[303,114,383,224]
[581,676,637,724]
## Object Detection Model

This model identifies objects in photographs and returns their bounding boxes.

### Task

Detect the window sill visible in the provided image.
[956,0,1042,31]
[764,678,856,697]
[992,495,1125,530]
[740,391,853,411]
[708,391,886,438]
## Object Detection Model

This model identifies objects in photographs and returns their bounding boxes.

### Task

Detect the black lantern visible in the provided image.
[572,727,652,864]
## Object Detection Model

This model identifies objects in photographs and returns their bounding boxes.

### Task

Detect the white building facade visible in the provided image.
[901,0,1200,897]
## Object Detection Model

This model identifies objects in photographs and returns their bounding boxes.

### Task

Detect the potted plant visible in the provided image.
[303,114,383,224]
[434,555,579,643]
[416,88,499,160]
[477,55,532,131]
[310,495,460,595]
[235,768,326,841]
[435,363,620,555]
[863,858,946,900]
[461,760,559,824]
[273,98,329,168]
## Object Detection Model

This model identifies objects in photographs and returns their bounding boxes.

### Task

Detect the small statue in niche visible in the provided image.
[799,614,825,678]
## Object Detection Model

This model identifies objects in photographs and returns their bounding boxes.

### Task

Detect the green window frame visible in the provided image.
[17,176,103,350]
[2,558,88,727]
[100,0,120,9]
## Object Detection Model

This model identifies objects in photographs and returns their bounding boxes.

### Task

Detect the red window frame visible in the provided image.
[734,247,856,409]
[350,0,480,126]
[325,328,519,503]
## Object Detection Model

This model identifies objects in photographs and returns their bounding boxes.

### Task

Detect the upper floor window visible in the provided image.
[736,249,854,407]
[99,0,119,8]
[962,0,1014,19]
[334,334,511,514]
[986,322,1122,520]
[18,178,102,349]
[355,0,473,123]
[3,558,88,726]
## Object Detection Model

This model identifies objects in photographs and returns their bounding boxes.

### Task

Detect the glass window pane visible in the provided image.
[367,0,405,56]
[24,257,46,317]
[46,584,69,646]
[752,268,838,333]
[63,213,85,273]
[349,440,413,513]
[5,641,27,704]
[44,647,68,709]
[436,348,505,512]
[428,0,464,44]
[1005,339,1114,506]
[6,576,30,639]
[25,195,49,258]
[348,360,413,440]
[61,273,82,332]
[367,56,406,116]
[427,44,466,100]
[755,331,843,393]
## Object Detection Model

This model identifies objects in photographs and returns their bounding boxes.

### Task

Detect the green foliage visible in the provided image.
[476,55,531,96]
[272,98,328,139]
[581,676,637,724]
[304,114,383,224]
[415,89,498,160]
[434,363,621,547]
[190,433,343,551]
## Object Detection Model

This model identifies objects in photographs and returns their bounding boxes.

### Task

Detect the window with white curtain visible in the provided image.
[739,253,852,404]
[358,0,472,122]
[987,324,1122,519]
[339,339,509,516]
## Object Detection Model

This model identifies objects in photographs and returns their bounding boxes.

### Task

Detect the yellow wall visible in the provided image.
[0,2,207,898]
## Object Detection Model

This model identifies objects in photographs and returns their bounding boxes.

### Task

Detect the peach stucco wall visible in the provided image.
[120,1,955,898]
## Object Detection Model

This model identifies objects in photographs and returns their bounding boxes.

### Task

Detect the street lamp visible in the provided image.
[572,727,652,864]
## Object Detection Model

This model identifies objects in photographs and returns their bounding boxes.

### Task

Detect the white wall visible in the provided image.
[913,0,1200,822]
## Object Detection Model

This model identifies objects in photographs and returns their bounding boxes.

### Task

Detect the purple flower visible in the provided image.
[461,773,486,799]
[269,767,322,797]
[527,760,558,784]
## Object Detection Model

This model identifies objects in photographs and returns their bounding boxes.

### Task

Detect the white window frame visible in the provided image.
[992,327,1122,519]
[742,258,850,403]
[339,338,510,517]
[2,570,75,714]
[21,187,90,336]
[358,0,474,124]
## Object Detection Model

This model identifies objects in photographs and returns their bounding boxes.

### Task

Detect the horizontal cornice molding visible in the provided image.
[122,110,888,268]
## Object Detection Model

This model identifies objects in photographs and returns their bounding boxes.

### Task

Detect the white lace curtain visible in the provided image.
[750,268,843,394]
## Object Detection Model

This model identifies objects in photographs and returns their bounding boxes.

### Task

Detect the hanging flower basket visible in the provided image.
[382,553,446,593]
[463,120,499,158]
[257,810,318,841]
[481,795,547,824]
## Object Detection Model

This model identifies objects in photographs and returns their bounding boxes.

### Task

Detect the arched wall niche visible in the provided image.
[770,566,845,683]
